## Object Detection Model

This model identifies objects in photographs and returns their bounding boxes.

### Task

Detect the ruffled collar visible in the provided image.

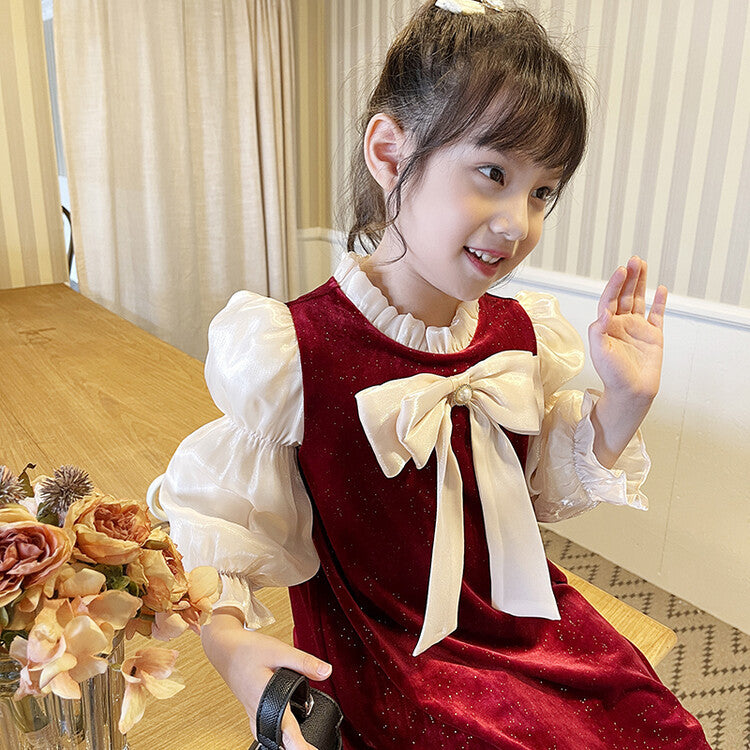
[333,253,480,354]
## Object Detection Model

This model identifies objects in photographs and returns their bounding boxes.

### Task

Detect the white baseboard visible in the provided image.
[507,264,750,331]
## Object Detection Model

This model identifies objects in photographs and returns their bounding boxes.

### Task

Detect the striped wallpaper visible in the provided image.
[0,0,66,290]
[300,0,749,308]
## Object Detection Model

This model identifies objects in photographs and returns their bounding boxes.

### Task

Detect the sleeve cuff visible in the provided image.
[529,389,651,522]
[572,389,650,512]
[216,571,276,630]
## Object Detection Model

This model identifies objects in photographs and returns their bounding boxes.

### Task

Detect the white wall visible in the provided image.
[300,228,750,636]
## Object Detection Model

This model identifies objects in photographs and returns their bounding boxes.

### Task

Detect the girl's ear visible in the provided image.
[364,113,407,192]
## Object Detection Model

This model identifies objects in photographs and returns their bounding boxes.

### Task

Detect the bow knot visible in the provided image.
[356,350,559,656]
[435,0,505,15]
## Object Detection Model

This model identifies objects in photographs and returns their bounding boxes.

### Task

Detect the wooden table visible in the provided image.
[0,284,676,749]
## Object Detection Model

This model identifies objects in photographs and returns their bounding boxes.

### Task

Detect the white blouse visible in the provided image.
[158,254,650,630]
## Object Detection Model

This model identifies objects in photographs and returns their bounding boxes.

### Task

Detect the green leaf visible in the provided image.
[109,576,131,591]
[143,538,169,551]
[0,607,9,630]
[17,464,36,498]
[36,501,61,527]
[94,564,123,577]
[93,564,130,590]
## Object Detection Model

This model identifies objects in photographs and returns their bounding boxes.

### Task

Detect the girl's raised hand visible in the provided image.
[588,256,667,404]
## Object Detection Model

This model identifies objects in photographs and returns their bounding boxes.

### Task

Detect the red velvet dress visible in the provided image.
[287,278,709,750]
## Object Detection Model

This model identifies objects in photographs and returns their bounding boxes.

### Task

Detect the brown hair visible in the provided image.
[347,1,589,254]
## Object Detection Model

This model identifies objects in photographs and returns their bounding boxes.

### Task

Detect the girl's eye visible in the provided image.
[479,165,505,184]
[533,186,554,202]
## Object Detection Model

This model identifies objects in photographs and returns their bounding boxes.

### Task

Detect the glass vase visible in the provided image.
[0,634,128,750]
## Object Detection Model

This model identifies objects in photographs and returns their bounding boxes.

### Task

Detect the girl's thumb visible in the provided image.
[295,651,332,681]
[589,307,610,338]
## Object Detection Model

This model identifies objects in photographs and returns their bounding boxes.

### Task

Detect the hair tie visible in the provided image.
[435,0,505,14]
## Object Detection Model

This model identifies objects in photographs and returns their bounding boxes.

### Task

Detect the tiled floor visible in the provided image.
[542,529,750,750]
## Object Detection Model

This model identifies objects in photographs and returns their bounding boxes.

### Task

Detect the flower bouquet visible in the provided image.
[0,464,221,750]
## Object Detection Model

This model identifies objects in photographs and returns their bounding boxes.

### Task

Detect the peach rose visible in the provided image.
[64,494,150,565]
[0,506,73,607]
[151,566,221,640]
[127,549,176,613]
[126,529,188,614]
[146,528,189,601]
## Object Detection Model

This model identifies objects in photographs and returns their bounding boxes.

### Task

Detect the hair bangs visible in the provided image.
[452,45,587,188]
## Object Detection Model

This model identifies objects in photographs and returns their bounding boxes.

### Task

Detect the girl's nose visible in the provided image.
[489,196,528,242]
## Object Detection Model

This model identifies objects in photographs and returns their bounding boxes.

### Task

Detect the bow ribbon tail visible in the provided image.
[471,410,560,620]
[412,405,465,657]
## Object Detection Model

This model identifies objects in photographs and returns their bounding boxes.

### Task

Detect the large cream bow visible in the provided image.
[356,350,560,656]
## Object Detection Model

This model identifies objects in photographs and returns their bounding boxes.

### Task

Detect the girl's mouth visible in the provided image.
[464,246,503,276]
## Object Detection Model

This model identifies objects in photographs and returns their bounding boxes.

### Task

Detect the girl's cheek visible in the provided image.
[529,214,544,243]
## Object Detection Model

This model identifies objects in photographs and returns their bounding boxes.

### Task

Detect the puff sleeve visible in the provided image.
[517,291,651,523]
[158,292,319,628]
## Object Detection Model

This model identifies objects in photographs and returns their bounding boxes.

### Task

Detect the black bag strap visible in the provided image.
[253,667,312,750]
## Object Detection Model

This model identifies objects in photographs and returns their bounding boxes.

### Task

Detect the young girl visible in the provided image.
[157,2,710,747]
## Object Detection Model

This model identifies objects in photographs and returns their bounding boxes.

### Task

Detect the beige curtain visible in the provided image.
[54,0,298,359]
[0,0,67,290]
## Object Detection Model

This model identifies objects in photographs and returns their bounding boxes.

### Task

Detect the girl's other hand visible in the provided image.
[201,611,332,750]
[589,256,667,403]
[587,256,667,467]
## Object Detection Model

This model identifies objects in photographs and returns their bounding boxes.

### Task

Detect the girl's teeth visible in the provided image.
[467,247,501,265]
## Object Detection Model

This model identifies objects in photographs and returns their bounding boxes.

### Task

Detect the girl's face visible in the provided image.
[383,142,560,308]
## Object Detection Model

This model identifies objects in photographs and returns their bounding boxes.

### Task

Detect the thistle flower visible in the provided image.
[0,466,26,506]
[36,466,94,526]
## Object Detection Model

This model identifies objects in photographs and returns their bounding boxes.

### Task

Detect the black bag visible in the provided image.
[249,667,343,750]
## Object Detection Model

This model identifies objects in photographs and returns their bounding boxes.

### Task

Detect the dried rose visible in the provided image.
[64,494,150,565]
[145,528,188,601]
[151,566,220,640]
[127,549,176,613]
[0,506,73,607]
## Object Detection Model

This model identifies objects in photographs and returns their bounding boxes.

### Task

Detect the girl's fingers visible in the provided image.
[598,265,627,319]
[616,257,641,314]
[252,641,331,750]
[632,258,648,316]
[258,633,332,682]
[281,706,317,750]
[647,285,668,330]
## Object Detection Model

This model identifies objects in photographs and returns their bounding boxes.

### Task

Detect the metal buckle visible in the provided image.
[304,692,315,717]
